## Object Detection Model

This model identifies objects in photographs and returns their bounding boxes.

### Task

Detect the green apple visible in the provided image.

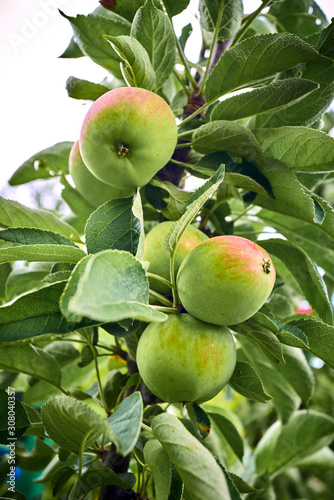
[79,87,178,190]
[136,313,236,403]
[144,221,208,295]
[69,140,134,208]
[176,235,276,326]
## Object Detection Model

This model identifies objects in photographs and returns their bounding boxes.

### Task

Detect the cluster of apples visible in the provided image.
[70,87,276,404]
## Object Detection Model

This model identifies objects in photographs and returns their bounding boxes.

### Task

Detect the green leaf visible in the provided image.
[163,0,190,17]
[220,465,243,500]
[191,404,211,438]
[0,227,77,247]
[66,76,111,101]
[0,388,30,443]
[231,313,285,364]
[103,370,123,411]
[199,0,243,40]
[207,412,244,461]
[260,239,333,324]
[0,244,85,265]
[96,0,153,22]
[44,341,80,367]
[60,175,95,218]
[0,196,81,242]
[275,345,315,406]
[61,251,167,324]
[77,466,135,497]
[143,439,171,500]
[8,142,73,185]
[228,360,272,403]
[41,395,113,455]
[168,463,184,500]
[0,344,62,390]
[294,446,334,469]
[131,0,176,89]
[50,466,76,496]
[132,190,145,262]
[254,57,334,127]
[318,20,334,60]
[59,11,131,77]
[104,35,156,90]
[0,227,85,264]
[289,318,334,368]
[254,158,315,219]
[269,316,309,348]
[228,473,258,494]
[0,262,12,301]
[164,165,225,259]
[256,199,334,278]
[16,438,55,472]
[255,410,334,477]
[194,152,272,197]
[0,281,64,342]
[107,392,143,456]
[85,197,140,255]
[269,0,328,38]
[211,79,318,121]
[253,126,334,173]
[205,33,320,102]
[237,337,300,423]
[151,413,231,500]
[59,36,84,58]
[149,179,192,221]
[192,121,265,169]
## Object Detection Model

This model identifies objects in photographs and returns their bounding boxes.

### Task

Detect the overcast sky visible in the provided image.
[1,0,333,203]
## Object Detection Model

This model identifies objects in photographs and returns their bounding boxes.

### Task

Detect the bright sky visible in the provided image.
[1,0,333,203]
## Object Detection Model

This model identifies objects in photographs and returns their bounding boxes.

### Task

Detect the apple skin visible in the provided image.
[79,87,178,190]
[144,221,208,295]
[176,235,276,326]
[69,141,134,208]
[136,314,236,403]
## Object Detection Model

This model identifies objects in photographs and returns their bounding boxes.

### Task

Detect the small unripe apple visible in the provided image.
[144,221,208,295]
[79,87,178,190]
[136,314,236,403]
[69,141,134,207]
[176,236,276,326]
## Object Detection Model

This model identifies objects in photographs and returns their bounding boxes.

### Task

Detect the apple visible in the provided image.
[69,141,134,208]
[136,313,236,403]
[176,235,276,326]
[144,221,208,295]
[79,87,178,190]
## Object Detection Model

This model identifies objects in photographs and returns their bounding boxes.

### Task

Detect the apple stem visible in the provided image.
[151,305,180,314]
[147,272,173,289]
[149,290,174,307]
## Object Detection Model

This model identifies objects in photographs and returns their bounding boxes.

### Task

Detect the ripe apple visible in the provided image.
[176,235,276,326]
[136,314,236,403]
[79,87,178,190]
[144,221,208,295]
[69,141,134,208]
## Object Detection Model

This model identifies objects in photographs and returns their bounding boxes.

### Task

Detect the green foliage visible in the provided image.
[1,1,333,499]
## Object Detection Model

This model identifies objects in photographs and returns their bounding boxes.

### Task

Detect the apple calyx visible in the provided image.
[117,144,130,156]
[262,259,272,274]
